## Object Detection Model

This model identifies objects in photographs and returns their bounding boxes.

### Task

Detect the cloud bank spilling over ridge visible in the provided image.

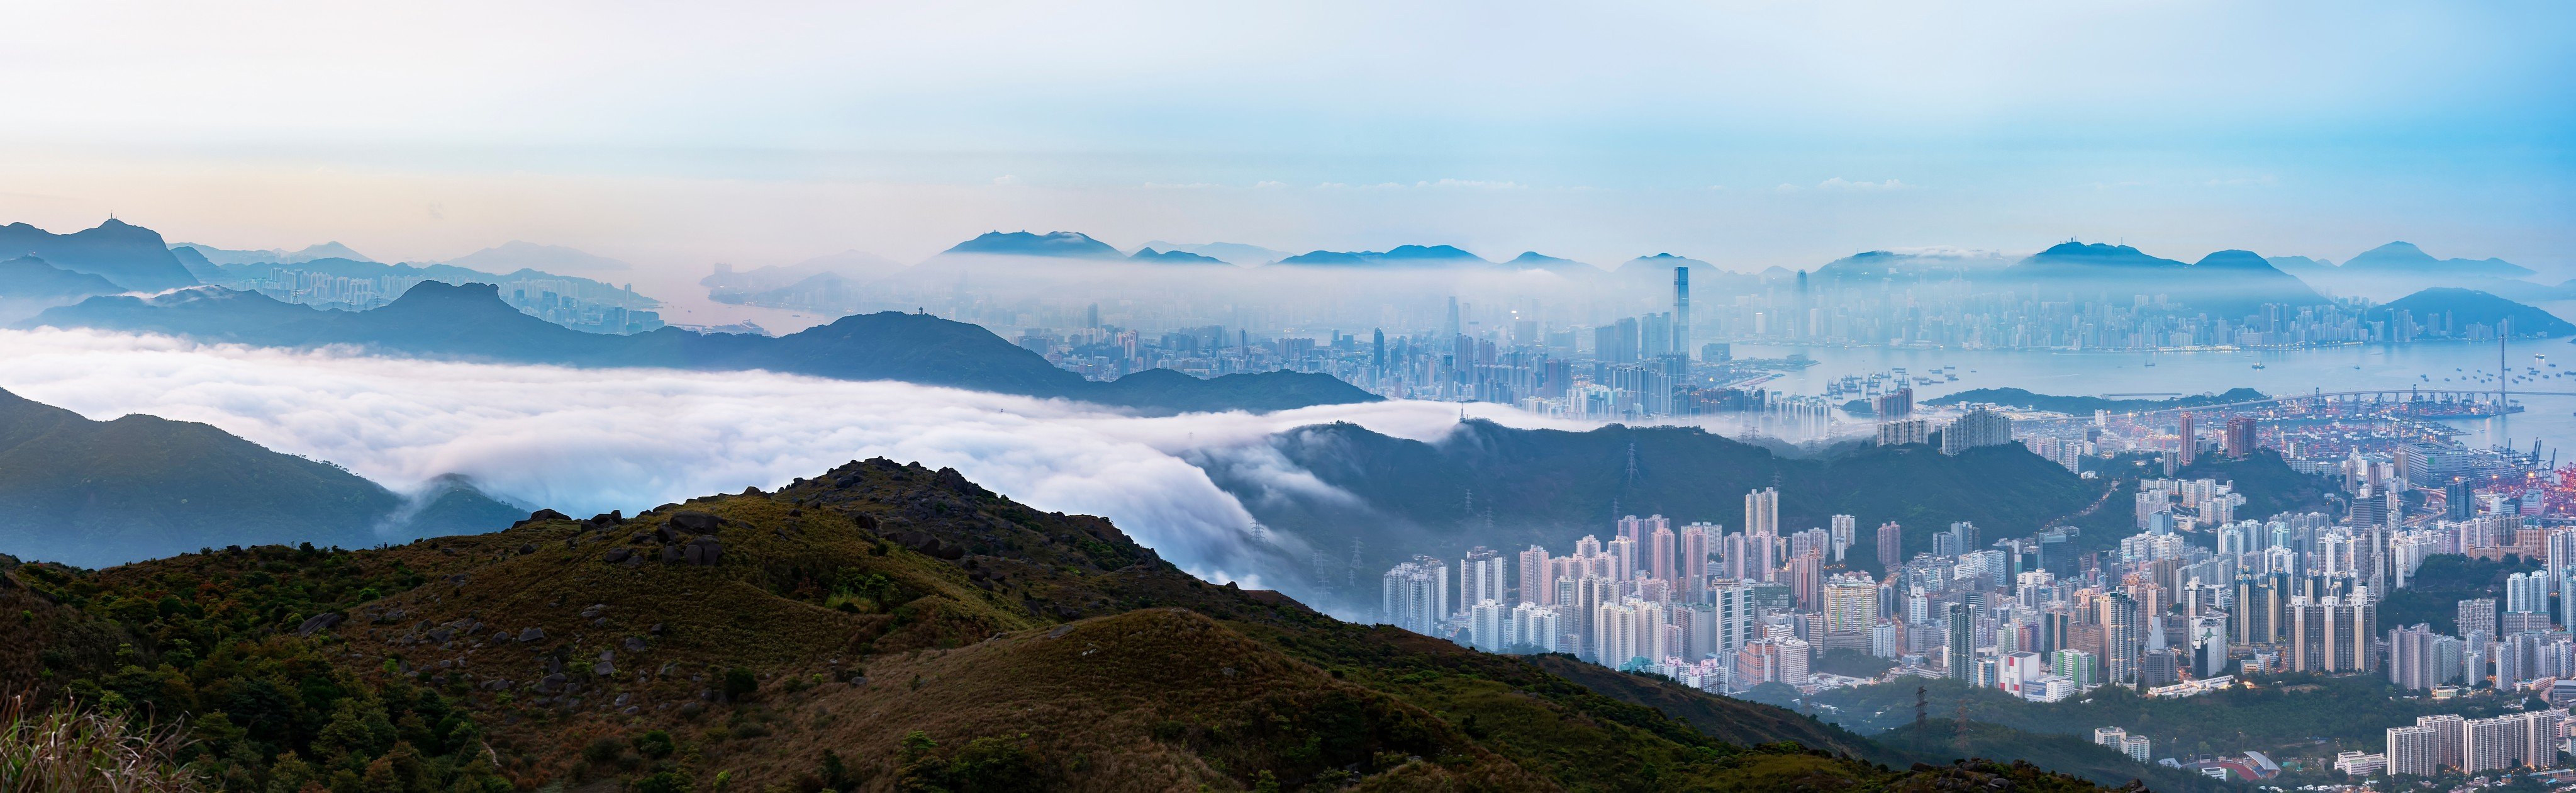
[0,328,1587,590]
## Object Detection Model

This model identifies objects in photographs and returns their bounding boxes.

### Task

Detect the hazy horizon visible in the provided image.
[4,1,2569,278]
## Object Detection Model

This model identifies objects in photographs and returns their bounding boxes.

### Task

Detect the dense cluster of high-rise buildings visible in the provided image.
[1374,417,2576,773]
[209,266,665,334]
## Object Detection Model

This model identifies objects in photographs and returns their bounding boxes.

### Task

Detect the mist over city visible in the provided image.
[3,3,2572,792]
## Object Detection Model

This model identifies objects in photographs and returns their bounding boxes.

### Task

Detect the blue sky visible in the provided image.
[0,1,2568,273]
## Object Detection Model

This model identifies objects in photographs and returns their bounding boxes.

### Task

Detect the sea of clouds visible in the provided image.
[0,327,1599,590]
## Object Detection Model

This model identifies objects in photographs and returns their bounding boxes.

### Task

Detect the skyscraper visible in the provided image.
[1744,488,1780,583]
[1830,514,1856,563]
[2177,412,2197,467]
[1673,266,1691,359]
[1381,558,1450,635]
[2460,599,2497,640]
[1517,545,1551,605]
[1873,387,1915,422]
[2385,724,2437,776]
[1679,523,1715,598]
[1648,520,1677,583]
[1462,547,1507,610]
[2224,416,2258,458]
[1824,572,1879,634]
[1877,521,1903,570]
[1744,488,1779,537]
[1944,604,1974,679]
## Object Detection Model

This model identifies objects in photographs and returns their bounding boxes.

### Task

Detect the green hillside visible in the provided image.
[0,388,522,566]
[3,459,2116,792]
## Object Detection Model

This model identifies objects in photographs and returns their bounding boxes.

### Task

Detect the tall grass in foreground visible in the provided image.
[0,695,201,793]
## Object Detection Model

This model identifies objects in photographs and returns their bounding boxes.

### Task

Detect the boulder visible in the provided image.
[659,544,686,563]
[295,612,345,637]
[518,627,545,643]
[668,511,721,534]
[603,548,631,564]
[683,536,722,566]
[513,509,571,529]
[623,637,648,652]
[593,661,616,676]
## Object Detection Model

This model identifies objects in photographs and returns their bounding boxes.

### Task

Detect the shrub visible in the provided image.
[633,730,675,760]
[723,668,759,699]
[631,770,693,793]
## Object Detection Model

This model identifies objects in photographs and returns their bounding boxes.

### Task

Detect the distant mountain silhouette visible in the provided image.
[701,250,906,294]
[1609,252,1737,286]
[442,240,632,272]
[1502,251,1598,274]
[1135,240,1286,265]
[0,256,127,322]
[1275,244,1487,267]
[0,388,523,566]
[0,256,123,300]
[1996,242,2326,315]
[27,283,1379,414]
[170,240,374,266]
[1129,247,1231,264]
[198,257,656,309]
[2263,255,2337,278]
[0,219,198,291]
[2379,287,2574,336]
[939,231,1125,259]
[2341,242,2532,278]
[1814,250,1912,282]
[1814,249,2016,283]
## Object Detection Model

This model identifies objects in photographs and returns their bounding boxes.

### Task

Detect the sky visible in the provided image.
[2,1,2570,274]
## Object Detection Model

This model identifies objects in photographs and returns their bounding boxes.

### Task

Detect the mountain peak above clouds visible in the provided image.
[1129,247,1231,264]
[940,230,1126,259]
[1503,251,1600,274]
[1135,241,1286,265]
[2340,240,2534,278]
[0,219,198,292]
[1275,244,1488,267]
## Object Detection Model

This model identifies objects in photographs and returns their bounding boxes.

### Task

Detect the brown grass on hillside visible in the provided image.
[722,607,1554,792]
[0,694,204,792]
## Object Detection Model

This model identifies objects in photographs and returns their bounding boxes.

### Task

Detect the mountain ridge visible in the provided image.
[3,456,2119,792]
[0,219,199,291]
[26,281,1381,414]
[0,387,522,566]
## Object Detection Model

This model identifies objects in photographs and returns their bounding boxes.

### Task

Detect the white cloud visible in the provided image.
[0,328,1585,593]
